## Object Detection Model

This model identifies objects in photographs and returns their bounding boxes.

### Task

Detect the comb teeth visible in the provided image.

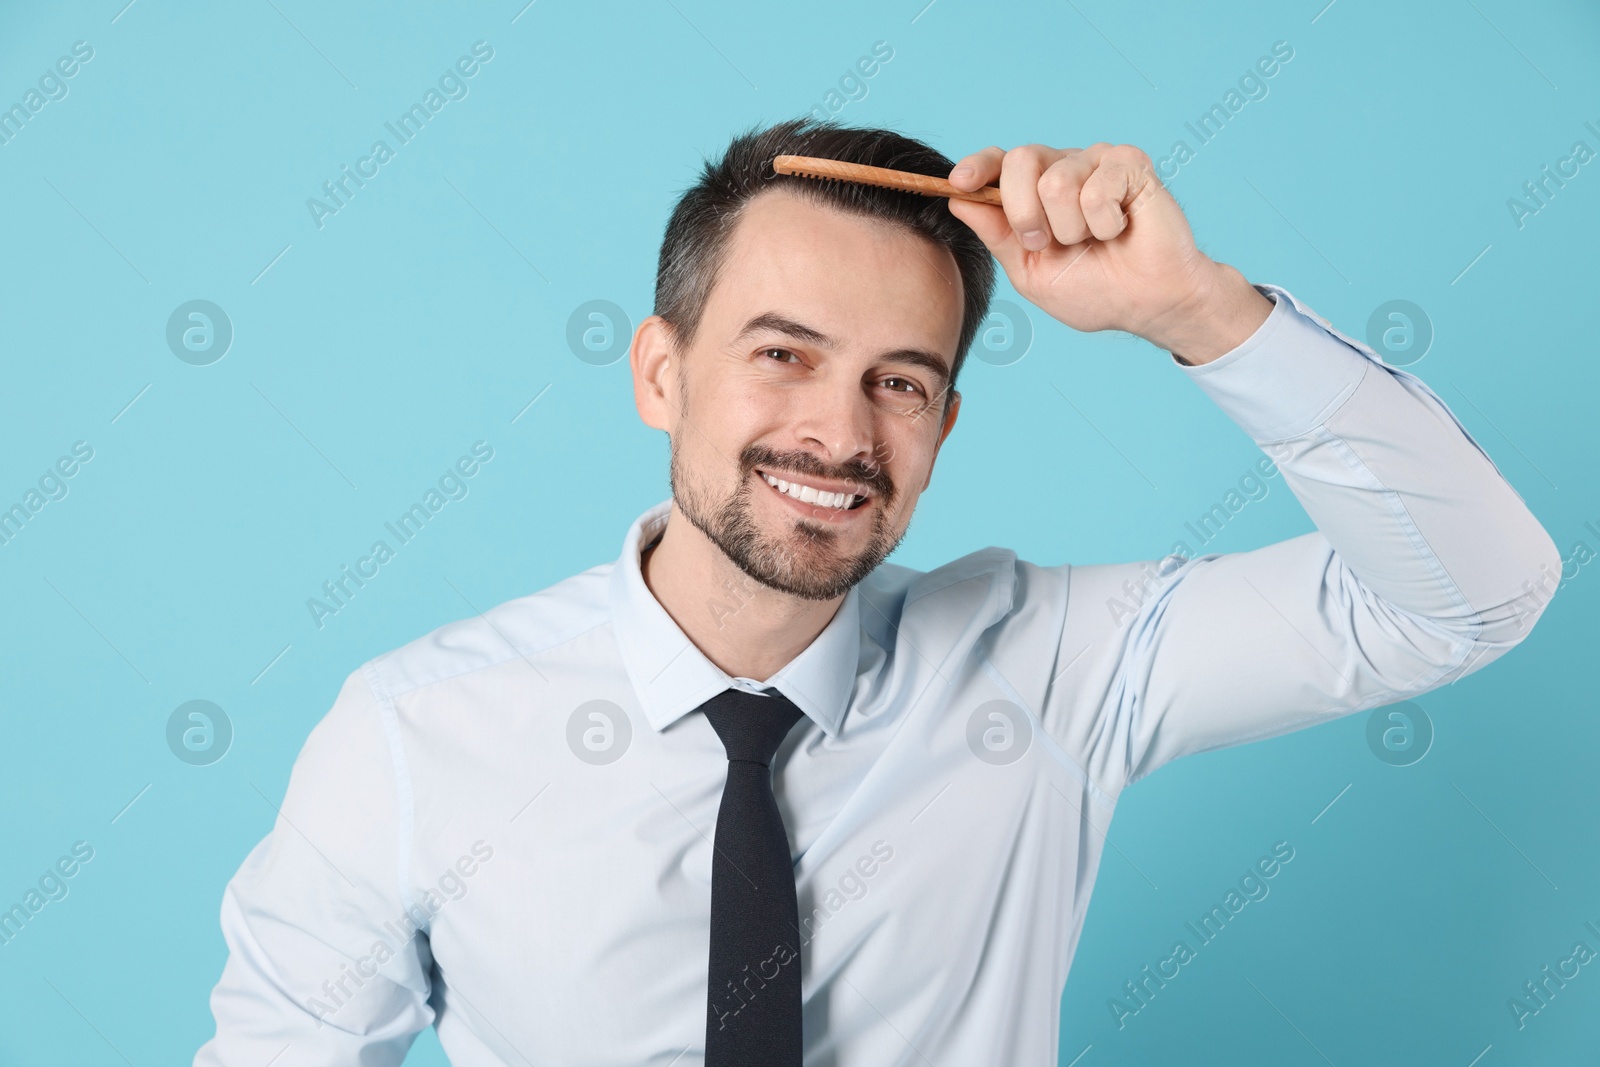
[783,167,939,198]
[771,154,1003,206]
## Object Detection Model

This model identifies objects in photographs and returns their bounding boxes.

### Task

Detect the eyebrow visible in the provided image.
[732,312,952,390]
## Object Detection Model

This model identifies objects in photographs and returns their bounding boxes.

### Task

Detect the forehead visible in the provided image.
[705,187,964,351]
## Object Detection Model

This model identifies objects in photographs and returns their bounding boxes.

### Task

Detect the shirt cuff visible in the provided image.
[1174,283,1374,444]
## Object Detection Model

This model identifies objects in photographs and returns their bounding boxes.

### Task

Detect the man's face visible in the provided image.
[645,187,965,601]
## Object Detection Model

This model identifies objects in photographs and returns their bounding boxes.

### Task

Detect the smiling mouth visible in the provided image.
[757,470,871,511]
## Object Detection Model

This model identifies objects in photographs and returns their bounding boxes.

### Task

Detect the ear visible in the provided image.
[921,389,961,491]
[936,389,961,450]
[631,315,679,432]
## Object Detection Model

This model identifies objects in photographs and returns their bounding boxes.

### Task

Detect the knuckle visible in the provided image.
[1037,165,1075,198]
[1114,143,1151,166]
[1005,143,1048,168]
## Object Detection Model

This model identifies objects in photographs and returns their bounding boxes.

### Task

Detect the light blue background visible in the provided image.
[1,0,1596,1063]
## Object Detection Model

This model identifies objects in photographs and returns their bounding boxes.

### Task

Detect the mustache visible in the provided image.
[740,444,895,502]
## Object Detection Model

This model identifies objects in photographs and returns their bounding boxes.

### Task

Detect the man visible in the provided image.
[196,118,1557,1065]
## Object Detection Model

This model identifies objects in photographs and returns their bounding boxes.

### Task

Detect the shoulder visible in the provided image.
[360,562,615,700]
[861,545,1071,651]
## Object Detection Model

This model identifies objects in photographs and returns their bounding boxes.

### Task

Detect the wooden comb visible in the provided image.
[773,154,1004,206]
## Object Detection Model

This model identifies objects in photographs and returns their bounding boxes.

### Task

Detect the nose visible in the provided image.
[791,376,877,471]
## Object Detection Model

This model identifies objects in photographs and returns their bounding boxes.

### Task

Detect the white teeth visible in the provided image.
[761,472,858,510]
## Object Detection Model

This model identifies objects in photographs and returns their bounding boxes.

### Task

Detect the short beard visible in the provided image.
[667,413,903,602]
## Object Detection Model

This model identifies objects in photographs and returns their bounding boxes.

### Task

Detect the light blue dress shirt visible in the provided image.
[195,286,1558,1065]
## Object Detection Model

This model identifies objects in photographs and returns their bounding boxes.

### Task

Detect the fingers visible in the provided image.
[947,146,1004,190]
[945,196,1022,274]
[951,143,1095,252]
[946,145,1022,267]
[948,142,1160,253]
[1039,143,1151,246]
[1077,145,1159,241]
[1038,151,1099,245]
[997,145,1064,251]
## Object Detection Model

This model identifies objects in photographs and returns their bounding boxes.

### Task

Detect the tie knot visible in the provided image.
[700,688,805,766]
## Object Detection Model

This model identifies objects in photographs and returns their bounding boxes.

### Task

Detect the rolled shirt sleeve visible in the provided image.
[1050,285,1561,793]
[194,668,435,1065]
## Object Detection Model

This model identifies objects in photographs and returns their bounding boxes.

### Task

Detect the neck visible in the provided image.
[640,502,845,682]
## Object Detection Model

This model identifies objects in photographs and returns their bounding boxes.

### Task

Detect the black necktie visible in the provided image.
[700,687,806,1066]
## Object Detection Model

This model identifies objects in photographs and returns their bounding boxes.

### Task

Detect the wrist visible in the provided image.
[1145,262,1274,366]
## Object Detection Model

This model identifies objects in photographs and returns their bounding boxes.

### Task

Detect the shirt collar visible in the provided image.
[608,499,860,738]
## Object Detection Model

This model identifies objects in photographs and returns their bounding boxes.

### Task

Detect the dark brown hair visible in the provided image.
[653,117,996,397]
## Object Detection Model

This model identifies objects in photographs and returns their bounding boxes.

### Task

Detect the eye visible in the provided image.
[880,376,922,394]
[761,347,801,364]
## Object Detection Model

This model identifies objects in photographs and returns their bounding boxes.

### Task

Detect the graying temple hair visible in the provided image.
[652,117,996,396]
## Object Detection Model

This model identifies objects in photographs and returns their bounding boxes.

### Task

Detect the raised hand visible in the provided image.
[946,143,1271,364]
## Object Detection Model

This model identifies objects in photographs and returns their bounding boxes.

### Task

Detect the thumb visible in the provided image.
[946,199,1024,276]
